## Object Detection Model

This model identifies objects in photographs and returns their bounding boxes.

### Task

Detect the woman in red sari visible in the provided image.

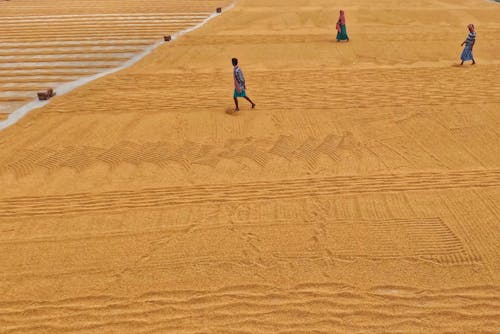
[336,10,349,42]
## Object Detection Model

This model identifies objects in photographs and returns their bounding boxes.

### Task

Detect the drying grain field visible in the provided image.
[0,0,231,118]
[0,0,499,333]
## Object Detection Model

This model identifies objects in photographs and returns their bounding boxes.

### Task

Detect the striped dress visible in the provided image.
[461,31,476,61]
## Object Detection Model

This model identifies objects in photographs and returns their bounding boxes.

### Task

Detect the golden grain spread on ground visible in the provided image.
[0,0,499,333]
[0,0,230,118]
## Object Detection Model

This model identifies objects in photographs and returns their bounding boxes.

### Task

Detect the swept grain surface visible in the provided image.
[0,0,231,116]
[0,0,499,333]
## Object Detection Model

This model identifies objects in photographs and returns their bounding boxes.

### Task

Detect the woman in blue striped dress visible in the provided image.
[460,24,476,65]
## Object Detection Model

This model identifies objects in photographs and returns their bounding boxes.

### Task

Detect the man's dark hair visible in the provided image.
[232,58,238,66]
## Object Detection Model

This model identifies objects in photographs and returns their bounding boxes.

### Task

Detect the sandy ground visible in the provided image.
[0,0,499,332]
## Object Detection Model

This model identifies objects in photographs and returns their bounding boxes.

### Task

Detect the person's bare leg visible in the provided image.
[234,97,239,111]
[460,60,464,65]
[244,96,256,108]
[472,58,476,65]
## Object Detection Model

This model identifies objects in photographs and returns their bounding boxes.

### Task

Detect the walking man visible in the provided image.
[232,58,255,112]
